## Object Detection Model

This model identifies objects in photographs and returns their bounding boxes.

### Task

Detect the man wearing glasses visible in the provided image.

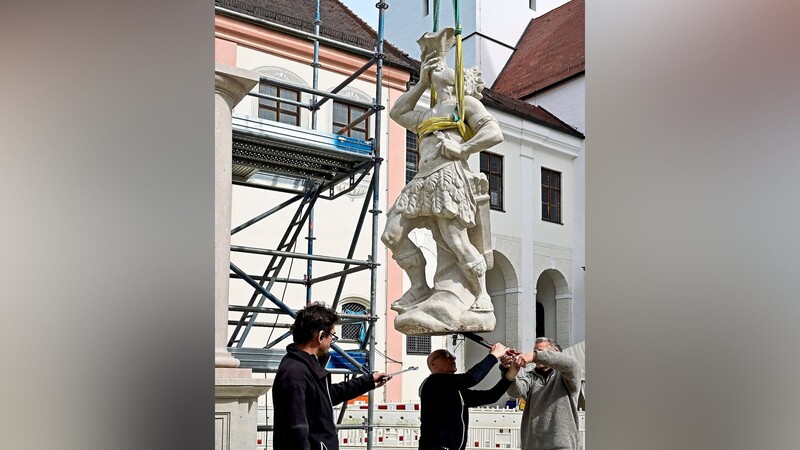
[418,343,521,450]
[272,302,390,450]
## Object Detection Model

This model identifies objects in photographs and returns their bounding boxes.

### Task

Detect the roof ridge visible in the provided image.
[491,16,536,90]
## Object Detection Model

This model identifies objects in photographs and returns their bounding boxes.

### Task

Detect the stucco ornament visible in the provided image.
[383,27,504,335]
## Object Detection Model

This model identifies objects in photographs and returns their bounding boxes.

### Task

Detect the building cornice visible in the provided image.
[215,15,411,92]
[495,112,582,159]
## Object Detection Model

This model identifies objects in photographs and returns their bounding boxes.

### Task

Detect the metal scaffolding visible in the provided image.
[217,2,389,449]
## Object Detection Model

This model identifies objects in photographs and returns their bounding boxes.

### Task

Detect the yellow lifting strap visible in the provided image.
[417,115,475,143]
[421,0,472,143]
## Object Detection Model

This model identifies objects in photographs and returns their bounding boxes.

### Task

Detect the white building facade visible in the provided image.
[216,0,585,406]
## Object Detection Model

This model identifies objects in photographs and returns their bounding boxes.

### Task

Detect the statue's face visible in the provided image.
[431,65,455,91]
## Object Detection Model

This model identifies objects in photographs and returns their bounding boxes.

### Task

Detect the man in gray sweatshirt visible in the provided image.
[506,337,581,450]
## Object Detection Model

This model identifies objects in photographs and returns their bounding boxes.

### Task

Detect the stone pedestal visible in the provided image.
[215,368,272,450]
[215,63,268,450]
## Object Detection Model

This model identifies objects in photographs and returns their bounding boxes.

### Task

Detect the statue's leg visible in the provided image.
[435,218,493,312]
[382,209,431,310]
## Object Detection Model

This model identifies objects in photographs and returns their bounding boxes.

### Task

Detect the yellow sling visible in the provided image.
[421,0,472,143]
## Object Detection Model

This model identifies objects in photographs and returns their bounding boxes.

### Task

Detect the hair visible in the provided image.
[290,302,339,344]
[535,337,562,352]
[463,67,485,100]
[433,66,485,100]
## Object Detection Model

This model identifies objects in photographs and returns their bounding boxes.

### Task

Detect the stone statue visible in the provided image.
[383,27,504,335]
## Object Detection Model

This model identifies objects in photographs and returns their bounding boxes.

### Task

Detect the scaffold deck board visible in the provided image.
[231,115,374,187]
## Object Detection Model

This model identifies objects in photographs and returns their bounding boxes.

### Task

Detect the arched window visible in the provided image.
[341,302,367,341]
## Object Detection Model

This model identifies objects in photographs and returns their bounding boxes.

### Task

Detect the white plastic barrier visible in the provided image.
[260,405,585,450]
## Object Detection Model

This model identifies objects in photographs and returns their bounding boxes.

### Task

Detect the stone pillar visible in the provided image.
[214,63,258,368]
[519,152,537,352]
[556,294,572,347]
[214,63,271,450]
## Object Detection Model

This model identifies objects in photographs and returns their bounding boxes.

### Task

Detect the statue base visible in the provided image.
[394,289,496,336]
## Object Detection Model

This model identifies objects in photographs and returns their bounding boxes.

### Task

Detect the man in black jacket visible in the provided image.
[272,303,390,450]
[418,343,521,450]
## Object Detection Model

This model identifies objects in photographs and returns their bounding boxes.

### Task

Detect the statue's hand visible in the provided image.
[435,131,463,159]
[419,55,442,87]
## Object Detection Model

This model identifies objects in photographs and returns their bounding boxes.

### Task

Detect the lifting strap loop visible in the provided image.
[424,0,471,141]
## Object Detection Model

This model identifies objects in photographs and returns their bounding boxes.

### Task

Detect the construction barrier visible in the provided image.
[258,404,585,450]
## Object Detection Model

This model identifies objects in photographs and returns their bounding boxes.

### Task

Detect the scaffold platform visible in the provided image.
[231,114,374,189]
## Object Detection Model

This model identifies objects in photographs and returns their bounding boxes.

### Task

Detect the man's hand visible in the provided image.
[514,352,536,367]
[499,347,520,367]
[504,359,521,380]
[489,343,509,359]
[373,372,392,388]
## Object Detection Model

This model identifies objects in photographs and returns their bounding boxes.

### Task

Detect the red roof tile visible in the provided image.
[216,0,417,71]
[492,0,584,99]
[481,88,584,138]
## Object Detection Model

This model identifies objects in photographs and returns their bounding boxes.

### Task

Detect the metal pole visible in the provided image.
[231,194,303,235]
[229,262,297,318]
[312,58,377,111]
[367,4,388,450]
[245,91,312,109]
[331,178,375,311]
[256,76,374,109]
[334,108,377,136]
[307,0,321,306]
[311,0,321,129]
[229,245,372,266]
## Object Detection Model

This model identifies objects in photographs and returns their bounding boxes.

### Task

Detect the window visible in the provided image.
[333,101,369,140]
[406,335,431,355]
[480,152,504,210]
[405,130,419,184]
[541,167,561,223]
[341,303,367,341]
[529,0,537,11]
[423,0,429,16]
[258,82,300,125]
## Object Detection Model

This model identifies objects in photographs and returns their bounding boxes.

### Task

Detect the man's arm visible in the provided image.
[506,366,533,399]
[533,351,582,394]
[447,354,496,389]
[462,373,513,407]
[451,342,509,389]
[328,373,376,406]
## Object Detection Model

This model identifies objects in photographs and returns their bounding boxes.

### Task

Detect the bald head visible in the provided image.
[427,348,457,374]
